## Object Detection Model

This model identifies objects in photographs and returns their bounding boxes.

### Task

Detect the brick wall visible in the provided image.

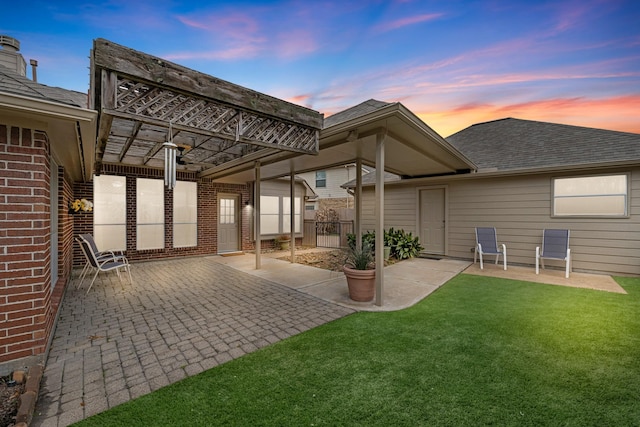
[0,124,52,364]
[72,163,253,267]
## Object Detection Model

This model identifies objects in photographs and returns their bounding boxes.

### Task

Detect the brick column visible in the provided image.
[0,125,52,364]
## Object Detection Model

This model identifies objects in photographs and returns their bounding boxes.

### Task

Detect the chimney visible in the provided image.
[0,35,27,77]
[30,59,38,82]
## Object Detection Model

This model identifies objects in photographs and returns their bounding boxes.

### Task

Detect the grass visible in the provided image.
[75,275,640,426]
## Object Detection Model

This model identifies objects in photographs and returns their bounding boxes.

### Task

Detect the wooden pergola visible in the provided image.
[90,38,322,176]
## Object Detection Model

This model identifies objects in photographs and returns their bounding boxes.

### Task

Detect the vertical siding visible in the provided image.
[359,167,640,275]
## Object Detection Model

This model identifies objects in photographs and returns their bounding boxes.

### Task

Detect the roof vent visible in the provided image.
[0,35,27,76]
[0,35,20,52]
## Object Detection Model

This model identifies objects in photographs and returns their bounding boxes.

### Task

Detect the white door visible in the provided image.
[419,188,445,254]
[218,194,239,252]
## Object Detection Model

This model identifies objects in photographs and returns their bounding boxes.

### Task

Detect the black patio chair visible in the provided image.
[76,235,132,294]
[77,234,127,289]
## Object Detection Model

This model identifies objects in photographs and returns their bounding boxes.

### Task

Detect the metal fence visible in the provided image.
[315,221,353,248]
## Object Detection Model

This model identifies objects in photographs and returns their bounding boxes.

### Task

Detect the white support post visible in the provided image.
[355,157,362,251]
[375,132,385,306]
[290,171,295,263]
[255,162,261,270]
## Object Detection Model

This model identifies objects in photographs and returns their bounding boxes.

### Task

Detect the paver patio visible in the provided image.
[31,256,355,426]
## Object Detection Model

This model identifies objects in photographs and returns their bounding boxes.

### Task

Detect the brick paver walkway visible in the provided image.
[32,256,354,426]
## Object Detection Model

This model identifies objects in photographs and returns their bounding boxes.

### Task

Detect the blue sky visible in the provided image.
[2,0,639,136]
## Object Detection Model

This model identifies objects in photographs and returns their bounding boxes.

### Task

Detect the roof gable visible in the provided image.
[324,99,391,128]
[447,118,640,171]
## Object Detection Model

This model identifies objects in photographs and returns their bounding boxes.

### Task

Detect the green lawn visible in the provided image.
[76,275,640,426]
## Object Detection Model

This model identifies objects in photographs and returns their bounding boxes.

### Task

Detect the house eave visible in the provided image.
[0,91,97,181]
[353,159,640,188]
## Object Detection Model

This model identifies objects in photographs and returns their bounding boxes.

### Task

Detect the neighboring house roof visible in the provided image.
[0,65,88,107]
[324,99,392,128]
[447,118,640,172]
[341,168,401,188]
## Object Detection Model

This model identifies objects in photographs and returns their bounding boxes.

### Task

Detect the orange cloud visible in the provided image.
[414,95,640,137]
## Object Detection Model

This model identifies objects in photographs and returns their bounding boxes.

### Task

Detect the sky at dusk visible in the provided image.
[1,0,639,137]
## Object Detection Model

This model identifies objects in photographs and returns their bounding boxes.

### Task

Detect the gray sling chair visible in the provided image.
[77,234,127,285]
[474,227,507,270]
[76,235,132,294]
[536,229,571,278]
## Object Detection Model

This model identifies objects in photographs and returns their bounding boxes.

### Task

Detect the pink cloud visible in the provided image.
[165,45,262,61]
[276,30,319,58]
[374,13,443,33]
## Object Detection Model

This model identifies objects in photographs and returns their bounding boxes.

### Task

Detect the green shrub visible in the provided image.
[344,241,374,270]
[347,228,423,260]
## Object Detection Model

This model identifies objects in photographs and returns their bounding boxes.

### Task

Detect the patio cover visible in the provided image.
[207,99,477,183]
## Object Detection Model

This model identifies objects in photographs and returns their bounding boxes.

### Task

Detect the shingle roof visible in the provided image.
[324,99,391,128]
[341,168,401,188]
[447,118,640,171]
[0,64,88,108]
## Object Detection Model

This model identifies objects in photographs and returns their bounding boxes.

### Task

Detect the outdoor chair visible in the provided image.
[536,229,571,278]
[77,234,127,288]
[474,227,507,270]
[76,235,132,294]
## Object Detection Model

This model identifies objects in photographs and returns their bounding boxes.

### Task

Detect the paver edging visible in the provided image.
[15,364,43,427]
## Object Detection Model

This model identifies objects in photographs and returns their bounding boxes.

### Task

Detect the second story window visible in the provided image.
[315,170,326,188]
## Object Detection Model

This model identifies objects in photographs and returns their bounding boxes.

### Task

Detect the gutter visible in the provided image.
[347,159,640,189]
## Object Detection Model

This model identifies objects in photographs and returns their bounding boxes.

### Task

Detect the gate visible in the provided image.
[316,221,353,248]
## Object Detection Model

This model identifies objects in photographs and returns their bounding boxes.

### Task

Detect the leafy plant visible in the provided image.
[344,241,374,270]
[347,228,423,260]
[386,228,423,259]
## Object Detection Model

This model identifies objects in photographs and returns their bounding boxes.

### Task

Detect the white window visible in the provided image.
[260,196,280,235]
[283,196,302,233]
[260,195,302,236]
[93,175,126,251]
[137,178,164,250]
[220,198,235,225]
[315,170,326,188]
[173,181,197,248]
[553,174,628,217]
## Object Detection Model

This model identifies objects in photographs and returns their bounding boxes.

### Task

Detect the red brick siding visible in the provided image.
[0,125,52,363]
[72,163,254,266]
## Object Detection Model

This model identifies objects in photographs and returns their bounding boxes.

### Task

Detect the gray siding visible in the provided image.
[359,167,640,275]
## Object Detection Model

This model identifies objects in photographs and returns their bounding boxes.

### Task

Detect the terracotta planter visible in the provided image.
[278,240,291,250]
[343,265,375,302]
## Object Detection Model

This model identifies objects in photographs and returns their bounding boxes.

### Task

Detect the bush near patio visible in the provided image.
[347,228,423,260]
[76,275,640,426]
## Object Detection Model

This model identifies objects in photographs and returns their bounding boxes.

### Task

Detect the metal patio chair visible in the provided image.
[536,229,571,278]
[76,235,132,294]
[474,227,507,270]
[77,234,127,288]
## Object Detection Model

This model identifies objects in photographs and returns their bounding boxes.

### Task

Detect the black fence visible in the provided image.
[315,221,353,248]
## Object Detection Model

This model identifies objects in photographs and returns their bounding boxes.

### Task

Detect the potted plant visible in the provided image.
[275,234,291,250]
[343,241,375,302]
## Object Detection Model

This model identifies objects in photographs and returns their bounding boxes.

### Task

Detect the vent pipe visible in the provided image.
[30,59,38,82]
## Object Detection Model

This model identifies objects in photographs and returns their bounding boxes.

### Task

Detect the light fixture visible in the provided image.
[164,122,177,190]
